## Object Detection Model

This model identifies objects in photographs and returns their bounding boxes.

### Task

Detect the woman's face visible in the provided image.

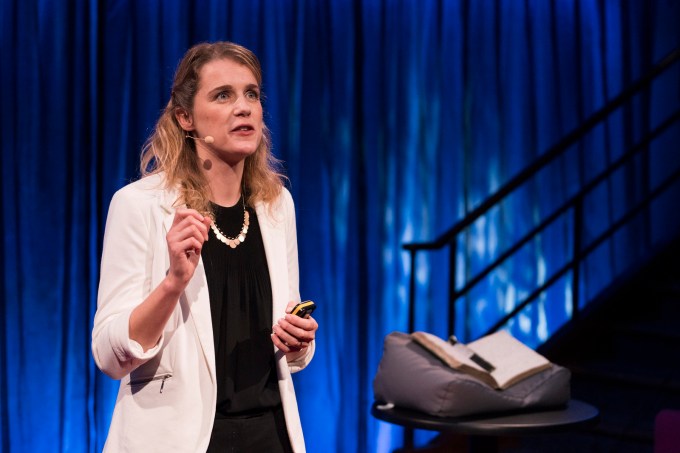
[182,58,263,164]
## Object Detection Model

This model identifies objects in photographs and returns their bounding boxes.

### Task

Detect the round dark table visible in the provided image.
[371,400,599,452]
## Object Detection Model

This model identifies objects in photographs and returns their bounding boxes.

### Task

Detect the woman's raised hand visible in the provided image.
[165,208,212,290]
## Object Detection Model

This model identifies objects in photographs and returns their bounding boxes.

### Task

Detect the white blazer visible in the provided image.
[92,173,313,452]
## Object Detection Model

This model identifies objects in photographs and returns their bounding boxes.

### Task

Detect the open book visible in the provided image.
[411,330,551,390]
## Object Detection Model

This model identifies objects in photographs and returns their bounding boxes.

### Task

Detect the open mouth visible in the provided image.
[231,125,254,132]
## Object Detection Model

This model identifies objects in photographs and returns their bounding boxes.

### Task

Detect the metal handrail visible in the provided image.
[403,47,680,337]
[483,164,680,336]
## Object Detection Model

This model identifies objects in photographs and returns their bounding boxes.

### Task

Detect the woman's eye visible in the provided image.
[246,90,260,100]
[216,91,230,101]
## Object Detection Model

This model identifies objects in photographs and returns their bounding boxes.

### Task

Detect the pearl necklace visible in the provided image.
[210,196,250,249]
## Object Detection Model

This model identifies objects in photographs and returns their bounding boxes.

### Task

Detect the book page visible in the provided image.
[411,332,496,387]
[468,330,551,389]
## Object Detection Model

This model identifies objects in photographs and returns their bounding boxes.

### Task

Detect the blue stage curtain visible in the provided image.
[2,1,679,452]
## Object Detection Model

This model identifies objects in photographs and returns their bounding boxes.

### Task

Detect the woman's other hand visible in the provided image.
[271,301,318,360]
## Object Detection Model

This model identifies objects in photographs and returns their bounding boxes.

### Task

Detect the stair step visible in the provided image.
[610,323,680,343]
[507,426,654,452]
[569,365,680,392]
[587,423,654,445]
[531,240,680,452]
[605,336,680,376]
[566,377,680,447]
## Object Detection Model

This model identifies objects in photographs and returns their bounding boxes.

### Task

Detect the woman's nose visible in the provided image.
[234,96,251,117]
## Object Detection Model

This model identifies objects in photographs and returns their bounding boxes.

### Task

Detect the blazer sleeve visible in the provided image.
[91,185,165,380]
[281,188,316,372]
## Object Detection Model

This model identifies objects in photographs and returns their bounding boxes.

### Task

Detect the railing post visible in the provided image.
[405,249,417,448]
[572,198,583,319]
[408,249,416,333]
[448,241,458,337]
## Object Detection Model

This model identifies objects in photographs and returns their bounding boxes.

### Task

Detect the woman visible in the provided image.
[92,41,317,452]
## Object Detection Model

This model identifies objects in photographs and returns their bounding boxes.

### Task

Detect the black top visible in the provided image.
[201,200,281,417]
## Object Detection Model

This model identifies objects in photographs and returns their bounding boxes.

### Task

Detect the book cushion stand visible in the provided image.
[373,332,571,417]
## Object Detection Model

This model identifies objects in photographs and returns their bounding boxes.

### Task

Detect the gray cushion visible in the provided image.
[373,332,571,417]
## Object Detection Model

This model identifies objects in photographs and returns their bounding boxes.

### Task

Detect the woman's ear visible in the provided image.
[175,108,194,131]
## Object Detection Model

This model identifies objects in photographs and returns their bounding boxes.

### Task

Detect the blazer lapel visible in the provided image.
[256,202,289,322]
[159,189,216,384]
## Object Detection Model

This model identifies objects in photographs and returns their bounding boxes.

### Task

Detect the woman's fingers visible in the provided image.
[170,209,210,242]
[272,323,306,349]
[271,330,296,353]
[165,209,212,286]
[282,315,317,341]
[271,312,318,352]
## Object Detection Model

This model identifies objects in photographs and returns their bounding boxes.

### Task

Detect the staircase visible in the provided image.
[400,239,680,453]
[517,238,680,452]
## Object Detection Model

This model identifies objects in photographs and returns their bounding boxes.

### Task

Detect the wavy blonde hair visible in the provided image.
[140,41,285,216]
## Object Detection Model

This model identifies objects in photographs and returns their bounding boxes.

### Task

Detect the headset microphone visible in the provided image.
[186,135,214,144]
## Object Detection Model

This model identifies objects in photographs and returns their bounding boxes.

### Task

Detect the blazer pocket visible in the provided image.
[128,373,173,394]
